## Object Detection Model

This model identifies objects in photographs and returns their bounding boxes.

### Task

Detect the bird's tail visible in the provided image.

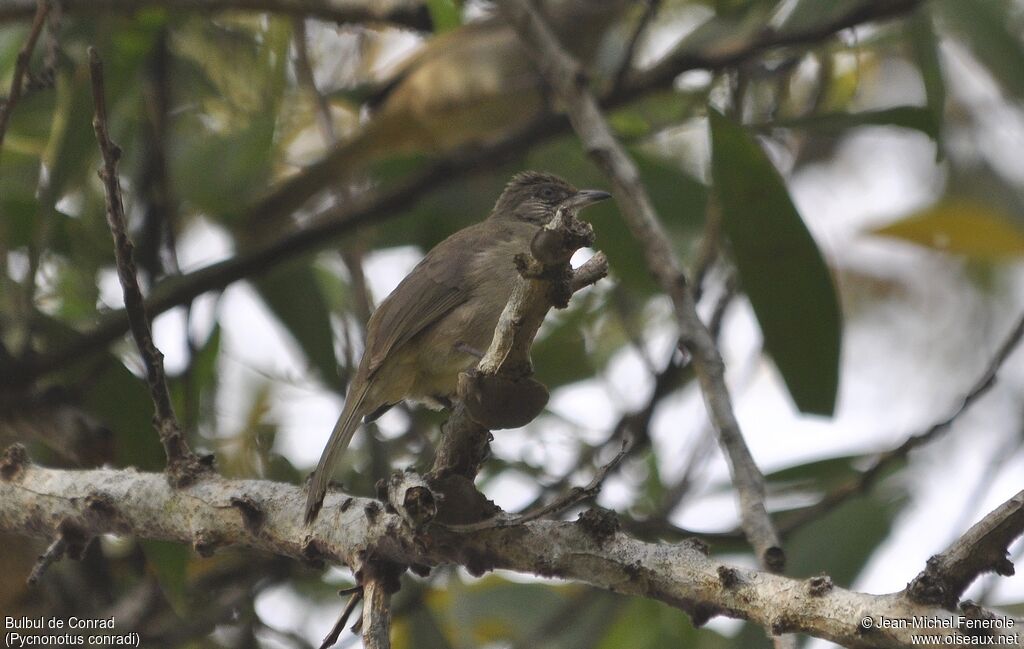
[304,379,372,524]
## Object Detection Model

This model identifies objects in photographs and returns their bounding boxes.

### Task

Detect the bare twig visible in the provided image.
[906,489,1024,608]
[496,0,783,573]
[517,344,693,514]
[26,534,66,585]
[0,0,51,153]
[360,578,392,649]
[781,311,1024,535]
[631,0,922,95]
[88,47,205,485]
[447,439,630,532]
[431,205,607,480]
[319,589,363,649]
[25,518,88,585]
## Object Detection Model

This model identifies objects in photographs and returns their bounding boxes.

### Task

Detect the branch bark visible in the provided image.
[906,490,1024,608]
[495,0,783,573]
[2,461,1020,649]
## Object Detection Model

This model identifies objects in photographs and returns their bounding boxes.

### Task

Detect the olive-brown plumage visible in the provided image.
[304,172,610,523]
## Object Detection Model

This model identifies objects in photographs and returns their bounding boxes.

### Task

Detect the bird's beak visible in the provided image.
[567,189,612,210]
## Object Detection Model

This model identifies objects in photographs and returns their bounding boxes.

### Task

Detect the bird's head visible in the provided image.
[493,171,611,225]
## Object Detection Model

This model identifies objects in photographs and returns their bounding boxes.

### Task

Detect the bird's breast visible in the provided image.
[405,232,531,401]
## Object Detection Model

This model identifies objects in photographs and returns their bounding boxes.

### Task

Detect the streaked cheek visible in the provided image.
[517,202,548,223]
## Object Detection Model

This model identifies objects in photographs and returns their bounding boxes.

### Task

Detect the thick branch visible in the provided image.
[2,462,1020,649]
[496,0,782,572]
[0,0,431,29]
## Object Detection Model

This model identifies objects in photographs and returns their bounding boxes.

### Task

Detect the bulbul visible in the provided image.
[304,171,611,523]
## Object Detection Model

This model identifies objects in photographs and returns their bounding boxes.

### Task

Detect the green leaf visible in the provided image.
[709,109,842,416]
[763,106,939,141]
[140,539,189,613]
[765,454,861,492]
[933,0,1024,100]
[532,301,595,389]
[426,0,461,32]
[78,360,166,471]
[252,258,343,392]
[597,597,729,649]
[871,198,1024,260]
[171,324,221,433]
[785,490,906,583]
[170,114,276,220]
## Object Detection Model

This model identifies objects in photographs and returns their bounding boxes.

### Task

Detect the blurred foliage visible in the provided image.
[3,0,1024,646]
[874,198,1024,260]
[710,109,841,415]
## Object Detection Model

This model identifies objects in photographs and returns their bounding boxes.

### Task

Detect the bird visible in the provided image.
[304,171,611,523]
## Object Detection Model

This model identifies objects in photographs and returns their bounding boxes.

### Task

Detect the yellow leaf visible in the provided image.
[872,199,1024,260]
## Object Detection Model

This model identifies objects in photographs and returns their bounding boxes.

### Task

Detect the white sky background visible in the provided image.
[98,11,1024,648]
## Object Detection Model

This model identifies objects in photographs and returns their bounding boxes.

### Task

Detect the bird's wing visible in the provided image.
[362,224,487,376]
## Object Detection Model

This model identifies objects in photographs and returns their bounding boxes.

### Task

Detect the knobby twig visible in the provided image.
[517,342,695,515]
[88,47,205,486]
[906,489,1024,608]
[319,588,363,649]
[9,0,922,388]
[496,0,783,573]
[447,438,630,532]
[3,461,1022,648]
[430,214,608,480]
[0,0,51,153]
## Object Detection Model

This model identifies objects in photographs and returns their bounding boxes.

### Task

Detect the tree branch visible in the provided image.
[430,208,607,484]
[495,0,783,573]
[906,489,1024,608]
[5,0,923,388]
[0,0,432,29]
[88,47,205,485]
[2,460,1020,649]
[0,0,50,153]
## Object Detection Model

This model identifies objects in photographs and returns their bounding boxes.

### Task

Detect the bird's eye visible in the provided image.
[538,186,559,201]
